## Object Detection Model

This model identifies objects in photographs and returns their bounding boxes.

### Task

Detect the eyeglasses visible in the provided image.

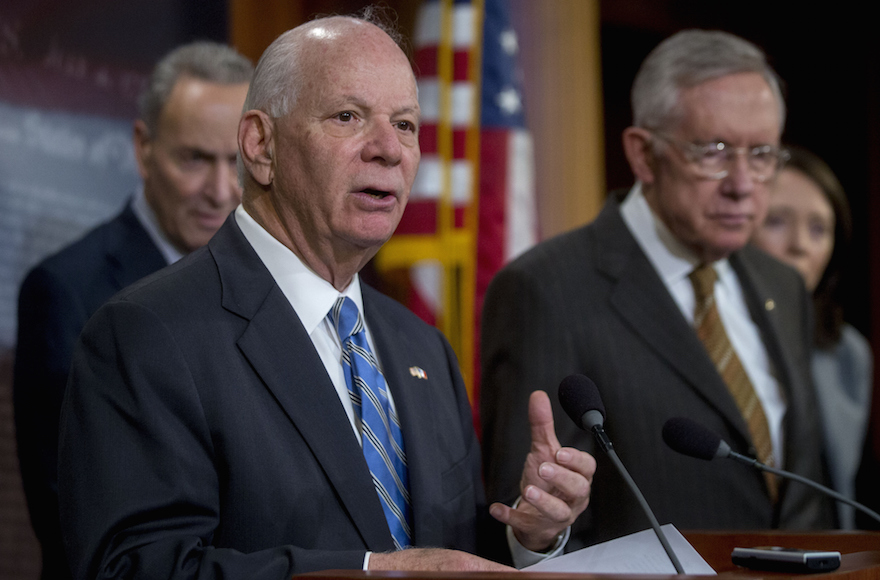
[651,132,789,182]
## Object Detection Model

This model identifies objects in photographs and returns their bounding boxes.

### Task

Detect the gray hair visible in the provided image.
[631,30,786,132]
[138,41,254,135]
[243,6,405,120]
[241,28,303,120]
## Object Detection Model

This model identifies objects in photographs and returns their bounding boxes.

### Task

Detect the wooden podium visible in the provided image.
[295,531,880,579]
[685,531,880,577]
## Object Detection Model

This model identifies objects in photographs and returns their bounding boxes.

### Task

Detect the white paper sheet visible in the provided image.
[524,524,716,575]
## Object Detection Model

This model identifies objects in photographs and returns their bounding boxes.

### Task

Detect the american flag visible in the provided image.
[376,0,537,406]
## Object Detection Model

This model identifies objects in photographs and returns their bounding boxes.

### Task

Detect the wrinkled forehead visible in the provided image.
[672,73,781,142]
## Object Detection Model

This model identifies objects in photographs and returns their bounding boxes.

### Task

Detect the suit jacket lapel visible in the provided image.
[363,290,442,548]
[594,197,751,437]
[208,216,395,552]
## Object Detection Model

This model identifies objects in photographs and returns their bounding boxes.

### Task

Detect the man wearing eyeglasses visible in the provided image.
[481,29,836,549]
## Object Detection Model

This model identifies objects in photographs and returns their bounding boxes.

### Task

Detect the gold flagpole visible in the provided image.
[460,0,484,402]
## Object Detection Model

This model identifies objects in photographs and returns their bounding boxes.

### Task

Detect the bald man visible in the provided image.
[58,11,594,579]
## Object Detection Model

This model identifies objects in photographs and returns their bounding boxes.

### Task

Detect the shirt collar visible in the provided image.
[619,182,732,287]
[131,184,183,265]
[234,205,363,334]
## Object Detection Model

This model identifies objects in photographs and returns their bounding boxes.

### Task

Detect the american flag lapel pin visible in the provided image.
[409,366,427,380]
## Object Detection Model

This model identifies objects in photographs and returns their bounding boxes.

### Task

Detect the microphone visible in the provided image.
[558,374,611,453]
[662,417,880,526]
[558,375,685,574]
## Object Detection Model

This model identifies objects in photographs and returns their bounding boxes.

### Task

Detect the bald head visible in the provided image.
[243,15,412,120]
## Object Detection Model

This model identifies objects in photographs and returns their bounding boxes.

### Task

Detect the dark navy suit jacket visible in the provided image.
[14,202,166,580]
[58,215,500,579]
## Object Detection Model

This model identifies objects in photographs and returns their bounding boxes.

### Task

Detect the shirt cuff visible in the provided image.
[363,551,371,570]
[507,524,570,569]
[504,496,570,568]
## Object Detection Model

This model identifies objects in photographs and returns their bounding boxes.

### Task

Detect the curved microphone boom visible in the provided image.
[662,417,880,526]
[558,375,685,574]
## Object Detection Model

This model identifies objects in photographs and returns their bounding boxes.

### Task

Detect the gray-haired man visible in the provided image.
[15,41,252,580]
[481,29,836,550]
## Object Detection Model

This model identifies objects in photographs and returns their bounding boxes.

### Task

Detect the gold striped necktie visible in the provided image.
[689,264,778,502]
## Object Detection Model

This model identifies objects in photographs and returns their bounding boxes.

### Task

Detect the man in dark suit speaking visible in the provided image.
[57,11,595,579]
[14,41,252,580]
[481,30,836,550]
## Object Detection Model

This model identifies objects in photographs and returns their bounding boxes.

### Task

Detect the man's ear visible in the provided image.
[622,126,657,184]
[132,120,152,180]
[239,110,275,186]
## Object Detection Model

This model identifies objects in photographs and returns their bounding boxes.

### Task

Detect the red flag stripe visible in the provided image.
[414,47,472,81]
[417,125,469,158]
[395,202,467,235]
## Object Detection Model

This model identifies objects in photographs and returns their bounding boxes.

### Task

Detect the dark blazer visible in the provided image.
[480,191,835,550]
[58,215,499,580]
[14,201,166,580]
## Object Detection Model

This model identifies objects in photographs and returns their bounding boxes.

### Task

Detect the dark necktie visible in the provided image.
[689,264,778,501]
[328,296,412,548]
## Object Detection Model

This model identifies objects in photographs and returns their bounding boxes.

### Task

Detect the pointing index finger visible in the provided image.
[529,390,560,453]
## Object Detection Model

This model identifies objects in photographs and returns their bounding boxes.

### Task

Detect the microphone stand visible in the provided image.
[593,426,685,574]
[725,449,880,526]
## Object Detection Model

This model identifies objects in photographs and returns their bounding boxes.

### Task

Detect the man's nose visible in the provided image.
[721,153,756,198]
[206,159,242,205]
[362,121,403,166]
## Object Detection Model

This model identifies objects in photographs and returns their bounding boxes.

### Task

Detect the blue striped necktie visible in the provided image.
[328,296,412,549]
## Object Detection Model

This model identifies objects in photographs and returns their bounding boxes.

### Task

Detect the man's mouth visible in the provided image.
[194,210,227,226]
[361,188,392,199]
[713,213,751,226]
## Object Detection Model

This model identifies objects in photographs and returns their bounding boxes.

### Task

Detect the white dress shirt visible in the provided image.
[620,184,786,465]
